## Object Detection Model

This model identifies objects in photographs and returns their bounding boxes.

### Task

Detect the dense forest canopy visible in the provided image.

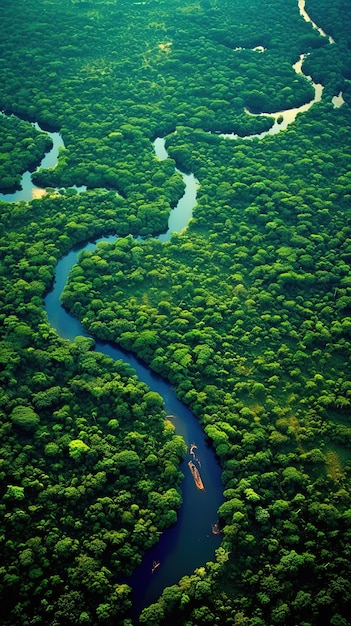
[1,0,351,624]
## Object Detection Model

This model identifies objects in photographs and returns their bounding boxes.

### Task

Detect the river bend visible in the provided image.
[43,144,223,613]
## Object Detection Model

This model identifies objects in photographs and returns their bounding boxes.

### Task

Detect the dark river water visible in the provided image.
[44,231,223,615]
[1,118,223,613]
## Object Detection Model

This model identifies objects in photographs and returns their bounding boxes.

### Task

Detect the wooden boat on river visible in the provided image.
[151,560,160,574]
[188,460,205,490]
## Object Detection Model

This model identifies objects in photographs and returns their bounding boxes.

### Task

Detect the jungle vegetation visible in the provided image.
[0,0,351,624]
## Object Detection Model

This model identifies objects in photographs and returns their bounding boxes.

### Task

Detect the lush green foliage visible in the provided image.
[1,0,351,624]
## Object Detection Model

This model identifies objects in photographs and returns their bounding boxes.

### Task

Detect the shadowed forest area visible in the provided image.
[0,0,351,624]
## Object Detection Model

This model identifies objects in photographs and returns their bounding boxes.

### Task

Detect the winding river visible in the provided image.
[0,114,223,610]
[0,122,64,202]
[219,54,324,141]
[43,142,224,615]
[298,0,335,44]
[1,0,343,616]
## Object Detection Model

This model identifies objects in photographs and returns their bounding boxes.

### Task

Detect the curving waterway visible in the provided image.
[1,0,343,617]
[219,54,324,141]
[0,117,86,202]
[0,115,222,612]
[1,116,223,613]
[0,117,60,201]
[218,0,338,141]
[298,0,335,44]
[46,234,224,615]
[43,142,224,615]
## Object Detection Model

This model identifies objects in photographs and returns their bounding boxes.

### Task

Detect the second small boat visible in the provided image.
[151,560,160,574]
